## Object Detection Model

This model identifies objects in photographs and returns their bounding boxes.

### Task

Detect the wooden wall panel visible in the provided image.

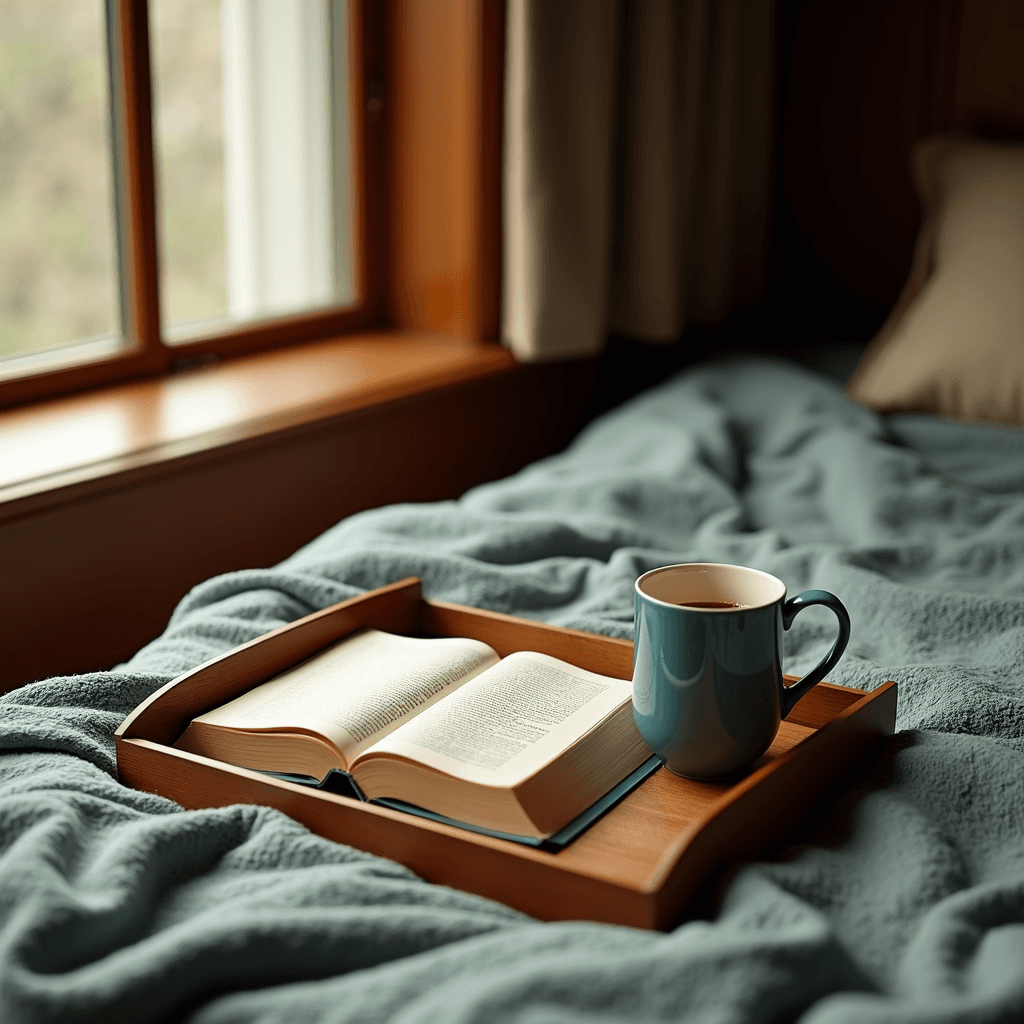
[781,0,1024,314]
[953,0,1024,134]
[783,0,959,310]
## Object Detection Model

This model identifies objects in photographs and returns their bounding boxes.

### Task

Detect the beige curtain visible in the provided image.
[503,0,775,362]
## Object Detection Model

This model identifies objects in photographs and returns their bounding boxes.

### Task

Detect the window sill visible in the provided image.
[0,331,517,522]
[0,331,594,691]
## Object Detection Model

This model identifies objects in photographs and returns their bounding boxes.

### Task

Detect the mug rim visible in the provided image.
[634,562,786,612]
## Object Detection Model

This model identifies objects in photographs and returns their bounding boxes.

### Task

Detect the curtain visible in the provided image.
[502,0,775,362]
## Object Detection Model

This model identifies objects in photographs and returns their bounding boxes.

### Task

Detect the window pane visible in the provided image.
[150,0,226,329]
[151,0,356,343]
[0,0,121,364]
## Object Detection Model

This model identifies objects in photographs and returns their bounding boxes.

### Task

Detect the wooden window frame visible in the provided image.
[0,0,503,410]
[0,0,567,693]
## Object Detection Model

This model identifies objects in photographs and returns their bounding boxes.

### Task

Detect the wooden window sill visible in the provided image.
[0,331,595,691]
[0,331,517,522]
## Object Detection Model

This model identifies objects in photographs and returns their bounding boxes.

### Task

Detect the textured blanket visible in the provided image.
[3,357,1024,1024]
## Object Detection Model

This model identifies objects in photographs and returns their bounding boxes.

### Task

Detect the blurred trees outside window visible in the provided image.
[0,0,120,360]
[0,0,353,366]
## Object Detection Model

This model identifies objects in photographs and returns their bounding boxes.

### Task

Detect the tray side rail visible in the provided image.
[117,577,423,746]
[116,735,662,928]
[647,680,898,929]
[420,600,635,679]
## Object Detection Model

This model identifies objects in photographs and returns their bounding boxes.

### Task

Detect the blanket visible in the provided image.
[2,356,1023,1024]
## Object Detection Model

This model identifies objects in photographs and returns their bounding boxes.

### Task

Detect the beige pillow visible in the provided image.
[847,136,1024,425]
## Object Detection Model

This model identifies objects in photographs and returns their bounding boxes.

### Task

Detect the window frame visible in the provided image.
[0,0,388,408]
[0,0,559,694]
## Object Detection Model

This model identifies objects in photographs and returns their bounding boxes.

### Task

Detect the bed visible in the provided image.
[8,0,1024,1006]
[3,332,1024,1022]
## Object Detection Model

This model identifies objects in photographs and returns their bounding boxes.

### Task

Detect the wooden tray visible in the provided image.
[116,577,897,930]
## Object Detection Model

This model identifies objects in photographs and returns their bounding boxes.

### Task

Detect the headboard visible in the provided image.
[781,0,1024,313]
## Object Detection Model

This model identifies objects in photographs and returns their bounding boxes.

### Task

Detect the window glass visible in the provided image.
[150,0,227,333]
[151,0,355,344]
[0,0,122,366]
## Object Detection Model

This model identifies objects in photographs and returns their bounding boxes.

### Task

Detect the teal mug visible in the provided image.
[632,563,851,779]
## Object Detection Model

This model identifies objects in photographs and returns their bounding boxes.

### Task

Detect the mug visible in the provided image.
[632,563,851,779]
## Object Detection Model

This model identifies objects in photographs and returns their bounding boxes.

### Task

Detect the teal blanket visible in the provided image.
[3,358,1023,1023]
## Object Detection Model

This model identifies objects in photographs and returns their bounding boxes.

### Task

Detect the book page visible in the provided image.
[356,651,633,786]
[191,629,499,762]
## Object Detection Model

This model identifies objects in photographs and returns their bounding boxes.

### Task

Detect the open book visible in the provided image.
[175,628,652,840]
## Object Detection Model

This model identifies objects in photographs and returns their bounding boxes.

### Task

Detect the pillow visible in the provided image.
[846,136,1024,425]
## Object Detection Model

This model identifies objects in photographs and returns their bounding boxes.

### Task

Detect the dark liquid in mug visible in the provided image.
[675,600,748,610]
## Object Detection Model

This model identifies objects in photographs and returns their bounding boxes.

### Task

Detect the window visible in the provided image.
[0,0,510,693]
[0,0,502,415]
[0,0,374,406]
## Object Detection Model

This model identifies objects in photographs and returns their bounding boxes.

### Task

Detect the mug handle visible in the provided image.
[780,590,851,717]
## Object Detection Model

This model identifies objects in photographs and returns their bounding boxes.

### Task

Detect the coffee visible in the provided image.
[675,600,748,610]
